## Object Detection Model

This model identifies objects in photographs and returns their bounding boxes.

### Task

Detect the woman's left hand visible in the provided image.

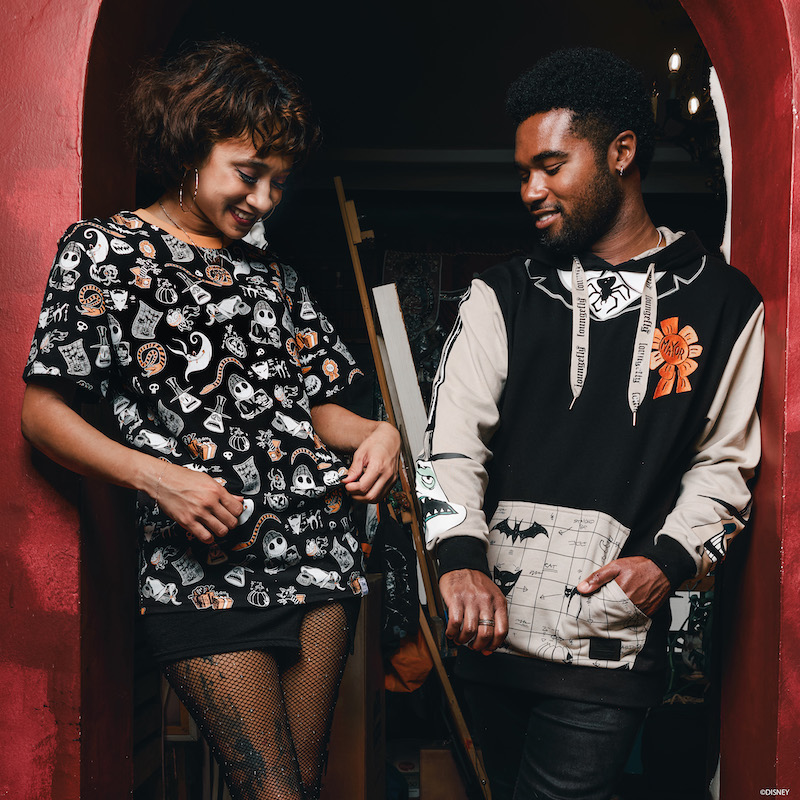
[340,421,401,503]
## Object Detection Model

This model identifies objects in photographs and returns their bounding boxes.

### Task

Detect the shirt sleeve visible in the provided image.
[280,262,364,404]
[415,279,508,573]
[636,302,765,586]
[23,222,113,400]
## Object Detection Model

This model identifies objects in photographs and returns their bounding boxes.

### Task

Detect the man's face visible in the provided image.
[515,109,623,254]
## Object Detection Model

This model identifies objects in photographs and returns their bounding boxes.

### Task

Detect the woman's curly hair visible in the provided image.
[126,40,321,189]
[506,48,656,178]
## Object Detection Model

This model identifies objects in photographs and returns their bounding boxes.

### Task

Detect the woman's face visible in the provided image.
[189,137,292,240]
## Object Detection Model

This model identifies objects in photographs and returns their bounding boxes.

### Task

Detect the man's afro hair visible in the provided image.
[506,48,656,178]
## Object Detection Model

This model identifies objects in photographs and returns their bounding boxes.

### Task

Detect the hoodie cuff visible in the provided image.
[437,537,491,578]
[635,535,697,589]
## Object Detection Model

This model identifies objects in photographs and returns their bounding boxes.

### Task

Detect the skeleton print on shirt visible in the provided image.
[25,212,368,613]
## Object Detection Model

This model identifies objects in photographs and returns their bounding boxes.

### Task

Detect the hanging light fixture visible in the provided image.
[668,49,682,73]
[687,94,701,116]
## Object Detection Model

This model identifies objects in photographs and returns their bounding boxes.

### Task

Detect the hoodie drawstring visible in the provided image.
[628,262,657,426]
[569,256,589,410]
[569,258,658,425]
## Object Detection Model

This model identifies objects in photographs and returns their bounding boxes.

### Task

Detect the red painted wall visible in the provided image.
[0,1,186,797]
[79,5,189,796]
[0,2,102,797]
[775,9,800,793]
[682,1,798,795]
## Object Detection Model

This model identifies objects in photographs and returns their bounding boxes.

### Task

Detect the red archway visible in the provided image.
[680,2,799,794]
[0,1,797,797]
[0,1,188,796]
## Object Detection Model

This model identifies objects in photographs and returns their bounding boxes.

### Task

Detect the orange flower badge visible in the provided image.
[650,317,703,399]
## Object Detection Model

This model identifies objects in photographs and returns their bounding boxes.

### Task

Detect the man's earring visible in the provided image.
[618,166,625,177]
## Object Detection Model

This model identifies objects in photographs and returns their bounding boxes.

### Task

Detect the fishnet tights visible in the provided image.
[163,603,350,800]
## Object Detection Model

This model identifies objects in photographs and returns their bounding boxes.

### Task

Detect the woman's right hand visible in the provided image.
[22,382,244,545]
[150,462,245,545]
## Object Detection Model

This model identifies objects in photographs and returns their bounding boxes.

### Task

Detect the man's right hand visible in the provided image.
[439,569,509,654]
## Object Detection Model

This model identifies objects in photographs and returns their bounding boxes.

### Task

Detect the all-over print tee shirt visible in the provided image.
[24,211,368,616]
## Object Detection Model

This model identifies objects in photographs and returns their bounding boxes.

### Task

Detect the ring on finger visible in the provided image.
[478,618,495,627]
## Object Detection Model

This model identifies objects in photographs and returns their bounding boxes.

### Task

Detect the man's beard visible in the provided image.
[536,167,623,255]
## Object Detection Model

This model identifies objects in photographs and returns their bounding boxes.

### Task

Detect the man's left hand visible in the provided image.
[576,556,671,617]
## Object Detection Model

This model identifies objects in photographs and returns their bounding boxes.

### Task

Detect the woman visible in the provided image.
[21,40,400,800]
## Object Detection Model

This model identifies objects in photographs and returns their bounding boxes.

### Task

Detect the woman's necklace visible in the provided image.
[158,200,227,268]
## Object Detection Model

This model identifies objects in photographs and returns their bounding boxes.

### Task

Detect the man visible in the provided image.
[416,48,763,800]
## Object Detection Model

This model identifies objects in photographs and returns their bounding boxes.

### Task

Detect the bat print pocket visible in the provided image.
[486,500,632,602]
[555,578,652,668]
[487,500,648,667]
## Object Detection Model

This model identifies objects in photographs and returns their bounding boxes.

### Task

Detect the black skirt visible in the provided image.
[141,598,362,664]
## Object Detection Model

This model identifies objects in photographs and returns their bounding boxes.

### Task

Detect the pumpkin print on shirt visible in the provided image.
[25,212,367,615]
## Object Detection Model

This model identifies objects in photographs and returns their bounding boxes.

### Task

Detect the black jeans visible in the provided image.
[463,680,647,800]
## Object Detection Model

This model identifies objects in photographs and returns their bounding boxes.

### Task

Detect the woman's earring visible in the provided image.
[179,170,188,213]
[178,172,186,214]
[179,168,199,213]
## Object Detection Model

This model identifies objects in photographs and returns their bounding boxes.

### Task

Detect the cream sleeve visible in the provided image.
[416,279,508,552]
[646,303,764,579]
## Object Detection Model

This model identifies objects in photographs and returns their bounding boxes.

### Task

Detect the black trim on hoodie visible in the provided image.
[417,230,764,707]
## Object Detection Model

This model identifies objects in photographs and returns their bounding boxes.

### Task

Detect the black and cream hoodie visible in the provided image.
[416,229,764,706]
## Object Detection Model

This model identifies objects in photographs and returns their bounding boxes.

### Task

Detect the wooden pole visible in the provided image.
[419,607,492,800]
[335,176,489,799]
[333,176,441,613]
[333,177,393,423]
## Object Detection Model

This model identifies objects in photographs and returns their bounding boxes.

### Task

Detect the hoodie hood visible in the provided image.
[525,229,711,425]
[528,229,710,275]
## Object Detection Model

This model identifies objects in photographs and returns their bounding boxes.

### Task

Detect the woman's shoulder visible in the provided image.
[58,212,155,248]
[232,239,305,290]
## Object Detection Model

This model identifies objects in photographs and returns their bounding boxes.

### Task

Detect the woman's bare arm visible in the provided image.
[310,403,400,503]
[21,381,243,543]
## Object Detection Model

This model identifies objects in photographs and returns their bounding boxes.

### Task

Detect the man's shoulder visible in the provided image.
[476,252,548,298]
[479,253,532,280]
[650,231,763,316]
[469,250,577,329]
[703,252,762,302]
